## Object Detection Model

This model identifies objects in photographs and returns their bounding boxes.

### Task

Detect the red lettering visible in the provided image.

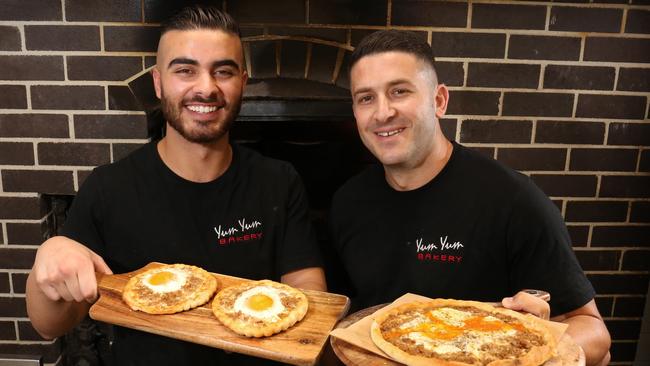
[219,238,226,245]
[433,255,439,261]
[418,253,424,260]
[456,256,462,262]
[448,256,455,262]
[441,255,447,261]
[228,237,235,243]
[244,234,250,241]
[425,253,432,260]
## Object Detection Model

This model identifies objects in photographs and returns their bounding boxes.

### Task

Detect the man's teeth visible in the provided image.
[377,128,404,137]
[186,105,220,113]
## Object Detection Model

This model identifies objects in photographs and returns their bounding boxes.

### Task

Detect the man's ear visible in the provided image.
[151,67,162,99]
[241,69,249,89]
[434,83,449,118]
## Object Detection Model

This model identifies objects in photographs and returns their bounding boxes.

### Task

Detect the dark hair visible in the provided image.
[349,30,436,75]
[161,5,240,37]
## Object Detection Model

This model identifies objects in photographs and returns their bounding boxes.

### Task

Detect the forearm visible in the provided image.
[281,267,327,291]
[561,314,611,366]
[26,272,91,339]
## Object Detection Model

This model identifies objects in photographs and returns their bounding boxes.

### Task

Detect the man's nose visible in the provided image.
[374,96,396,123]
[195,72,220,98]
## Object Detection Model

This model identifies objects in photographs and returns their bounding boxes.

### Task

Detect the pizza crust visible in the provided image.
[212,279,308,337]
[122,264,218,315]
[371,299,557,366]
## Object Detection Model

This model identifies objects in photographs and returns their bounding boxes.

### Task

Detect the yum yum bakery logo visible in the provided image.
[214,217,263,245]
[415,236,464,263]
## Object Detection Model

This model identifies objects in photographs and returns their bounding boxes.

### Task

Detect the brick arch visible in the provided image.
[242,36,352,89]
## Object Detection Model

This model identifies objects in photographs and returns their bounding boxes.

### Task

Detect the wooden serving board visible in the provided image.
[330,304,585,366]
[89,262,350,366]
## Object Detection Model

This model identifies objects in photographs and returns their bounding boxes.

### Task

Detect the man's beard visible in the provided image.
[160,89,242,144]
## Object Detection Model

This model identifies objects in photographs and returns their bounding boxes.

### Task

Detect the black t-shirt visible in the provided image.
[63,141,322,365]
[329,142,594,316]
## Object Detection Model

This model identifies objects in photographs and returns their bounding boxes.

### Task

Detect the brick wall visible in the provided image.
[0,0,649,365]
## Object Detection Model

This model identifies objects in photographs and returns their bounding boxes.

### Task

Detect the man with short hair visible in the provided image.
[26,6,325,365]
[329,30,610,366]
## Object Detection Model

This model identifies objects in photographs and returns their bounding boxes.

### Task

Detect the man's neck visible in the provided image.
[384,138,453,191]
[157,126,232,183]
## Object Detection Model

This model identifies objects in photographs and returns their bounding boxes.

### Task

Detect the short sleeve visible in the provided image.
[61,169,107,255]
[276,165,323,275]
[506,180,595,316]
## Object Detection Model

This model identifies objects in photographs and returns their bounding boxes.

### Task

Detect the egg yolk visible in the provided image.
[246,294,274,311]
[148,271,175,286]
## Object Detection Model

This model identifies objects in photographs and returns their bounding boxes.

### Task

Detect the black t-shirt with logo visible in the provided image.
[63,141,322,365]
[329,142,594,316]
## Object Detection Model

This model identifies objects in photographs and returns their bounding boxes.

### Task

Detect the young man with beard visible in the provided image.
[26,6,325,365]
[329,30,610,366]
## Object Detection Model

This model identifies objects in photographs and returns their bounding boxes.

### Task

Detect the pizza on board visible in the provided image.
[122,264,218,315]
[212,279,309,337]
[371,299,557,366]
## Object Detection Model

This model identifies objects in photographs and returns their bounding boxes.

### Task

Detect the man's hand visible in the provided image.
[32,236,112,303]
[501,291,550,320]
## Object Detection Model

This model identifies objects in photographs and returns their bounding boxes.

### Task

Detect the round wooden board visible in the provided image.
[330,304,586,366]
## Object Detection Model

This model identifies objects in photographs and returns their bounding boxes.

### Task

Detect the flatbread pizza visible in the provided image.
[122,264,218,315]
[371,299,557,366]
[212,279,308,337]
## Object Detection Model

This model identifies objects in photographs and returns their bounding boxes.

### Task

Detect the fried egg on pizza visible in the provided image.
[212,279,309,337]
[371,299,557,366]
[122,264,218,315]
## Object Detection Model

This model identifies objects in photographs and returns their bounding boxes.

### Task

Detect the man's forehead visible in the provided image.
[156,29,243,62]
[351,51,434,89]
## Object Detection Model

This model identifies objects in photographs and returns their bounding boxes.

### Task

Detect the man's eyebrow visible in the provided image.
[212,59,240,70]
[168,58,198,68]
[352,79,414,96]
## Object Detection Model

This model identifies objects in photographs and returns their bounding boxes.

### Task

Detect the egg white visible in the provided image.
[233,286,286,322]
[141,268,188,293]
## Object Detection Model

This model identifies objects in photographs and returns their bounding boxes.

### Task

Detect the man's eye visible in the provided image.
[215,69,234,77]
[392,88,409,96]
[175,68,193,75]
[357,95,373,104]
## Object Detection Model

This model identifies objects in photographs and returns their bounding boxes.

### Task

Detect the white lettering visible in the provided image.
[440,236,464,250]
[238,218,262,231]
[214,225,238,239]
[416,238,438,252]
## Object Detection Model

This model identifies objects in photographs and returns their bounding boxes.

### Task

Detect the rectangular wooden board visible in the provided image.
[89,262,350,366]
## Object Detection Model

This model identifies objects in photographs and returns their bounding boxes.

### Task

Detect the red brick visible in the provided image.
[576,94,646,120]
[31,85,105,110]
[0,321,16,341]
[497,148,566,171]
[544,65,615,90]
[567,225,589,247]
[0,85,27,109]
[38,143,111,166]
[6,222,46,245]
[2,170,74,194]
[0,56,64,81]
[473,3,546,30]
[622,250,650,271]
[431,33,505,58]
[309,0,383,25]
[625,9,650,34]
[508,35,581,61]
[447,91,500,115]
[585,37,650,63]
[600,176,650,198]
[531,174,597,197]
[565,201,628,222]
[0,297,27,317]
[65,0,140,21]
[503,92,574,117]
[104,26,159,52]
[467,63,539,88]
[592,226,650,247]
[0,248,35,270]
[0,114,69,138]
[67,56,142,81]
[574,250,620,271]
[0,26,21,51]
[25,25,99,51]
[605,319,642,340]
[108,86,144,111]
[0,273,9,293]
[587,274,649,295]
[535,121,605,145]
[460,120,532,143]
[74,115,147,139]
[550,6,622,33]
[0,197,47,220]
[392,1,468,27]
[0,0,61,20]
[630,202,650,223]
[0,142,34,165]
[617,68,650,92]
[608,123,650,146]
[614,296,647,317]
[435,62,464,87]
[569,148,638,171]
[11,273,27,294]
